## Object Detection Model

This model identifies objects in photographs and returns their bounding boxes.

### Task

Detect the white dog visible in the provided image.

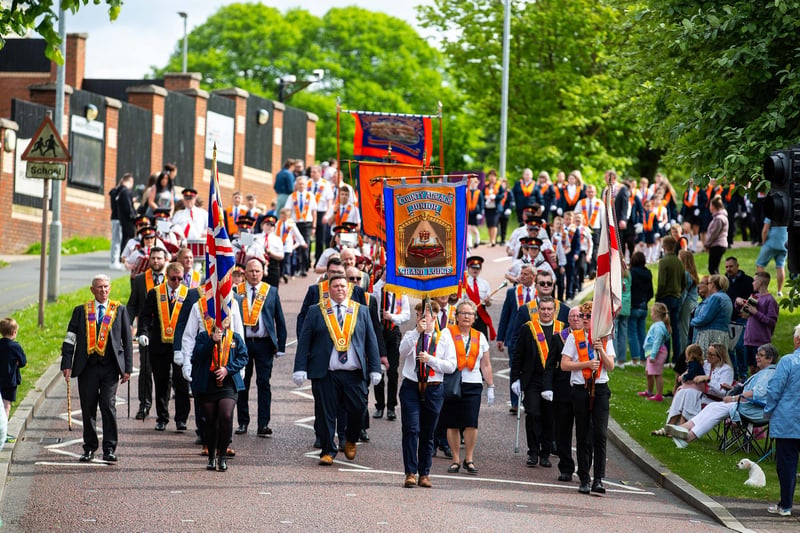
[737,458,766,488]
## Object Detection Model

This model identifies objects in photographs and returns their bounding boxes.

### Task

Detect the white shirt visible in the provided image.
[561,332,616,385]
[255,232,285,261]
[373,279,411,326]
[452,330,490,384]
[398,328,457,382]
[284,191,318,223]
[465,275,491,301]
[309,179,334,212]
[577,197,605,230]
[245,282,268,338]
[172,206,209,240]
[327,298,360,371]
[179,300,244,368]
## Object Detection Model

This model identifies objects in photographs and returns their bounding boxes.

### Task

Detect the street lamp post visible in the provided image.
[178,11,188,73]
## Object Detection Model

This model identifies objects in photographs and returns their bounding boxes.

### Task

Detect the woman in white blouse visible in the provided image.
[398,301,457,488]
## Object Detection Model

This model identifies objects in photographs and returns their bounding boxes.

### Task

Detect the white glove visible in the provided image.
[677,214,683,224]
[511,380,521,397]
[138,335,149,347]
[181,364,192,382]
[556,208,563,216]
[487,386,495,406]
[541,390,554,402]
[292,371,307,387]
[477,214,483,223]
[504,208,512,217]
[370,372,382,386]
[275,351,285,359]
[634,222,643,234]
[549,205,556,212]
[693,208,700,216]
[173,351,183,365]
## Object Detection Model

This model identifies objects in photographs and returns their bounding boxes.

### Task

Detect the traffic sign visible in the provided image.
[26,162,66,180]
[20,115,71,162]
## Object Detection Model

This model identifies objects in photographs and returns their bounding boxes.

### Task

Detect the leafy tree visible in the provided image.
[154,3,480,170]
[617,0,800,188]
[418,0,645,185]
[0,0,122,63]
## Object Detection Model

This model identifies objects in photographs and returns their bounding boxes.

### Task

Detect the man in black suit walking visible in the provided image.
[137,262,191,432]
[293,274,381,465]
[235,257,287,437]
[61,274,133,462]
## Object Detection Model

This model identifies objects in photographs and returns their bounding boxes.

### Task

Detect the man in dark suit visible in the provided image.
[61,274,133,463]
[137,262,191,432]
[510,296,562,468]
[293,274,381,465]
[236,257,287,436]
[115,173,137,265]
[506,270,570,359]
[126,247,167,420]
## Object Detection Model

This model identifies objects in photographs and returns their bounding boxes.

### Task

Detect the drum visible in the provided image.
[187,239,206,260]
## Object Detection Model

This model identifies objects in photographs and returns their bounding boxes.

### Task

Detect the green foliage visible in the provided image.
[0,0,122,62]
[153,3,481,170]
[8,275,130,418]
[617,0,800,186]
[25,236,110,256]
[418,0,646,180]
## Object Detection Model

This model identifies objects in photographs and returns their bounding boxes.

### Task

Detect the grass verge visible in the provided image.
[25,236,111,256]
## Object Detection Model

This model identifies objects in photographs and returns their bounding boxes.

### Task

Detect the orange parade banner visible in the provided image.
[354,161,424,240]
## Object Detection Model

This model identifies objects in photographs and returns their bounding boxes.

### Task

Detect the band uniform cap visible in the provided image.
[153,208,171,219]
[466,255,484,268]
[237,214,256,227]
[526,237,543,248]
[342,222,359,233]
[134,215,150,226]
[260,214,278,226]
[332,225,355,234]
[182,188,198,198]
[528,215,545,225]
[355,255,372,267]
[139,226,157,238]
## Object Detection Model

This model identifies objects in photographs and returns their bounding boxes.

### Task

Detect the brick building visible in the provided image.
[0,34,318,253]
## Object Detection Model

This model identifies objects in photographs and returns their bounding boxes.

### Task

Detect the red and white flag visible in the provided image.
[204,146,236,329]
[591,187,622,339]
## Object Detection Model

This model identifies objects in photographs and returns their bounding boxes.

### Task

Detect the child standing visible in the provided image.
[638,302,671,401]
[0,317,27,442]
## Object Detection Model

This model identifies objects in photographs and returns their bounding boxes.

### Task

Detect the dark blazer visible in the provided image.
[60,302,133,377]
[236,283,287,352]
[294,302,380,382]
[191,331,248,394]
[497,285,525,344]
[116,186,136,223]
[542,331,569,400]
[507,299,571,358]
[296,283,366,338]
[172,287,202,354]
[138,285,186,353]
[127,270,164,325]
[0,338,26,387]
[511,321,557,391]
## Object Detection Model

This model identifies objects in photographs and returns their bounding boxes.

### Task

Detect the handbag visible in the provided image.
[443,370,462,400]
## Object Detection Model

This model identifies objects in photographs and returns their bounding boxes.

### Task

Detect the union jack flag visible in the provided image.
[205,148,236,329]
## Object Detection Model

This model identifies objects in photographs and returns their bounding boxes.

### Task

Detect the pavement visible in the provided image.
[0,245,795,531]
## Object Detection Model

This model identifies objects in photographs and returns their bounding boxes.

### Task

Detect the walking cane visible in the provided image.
[66,374,72,431]
[514,390,524,453]
[127,378,131,419]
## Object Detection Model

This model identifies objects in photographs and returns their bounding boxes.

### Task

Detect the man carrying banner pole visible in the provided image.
[560,179,620,495]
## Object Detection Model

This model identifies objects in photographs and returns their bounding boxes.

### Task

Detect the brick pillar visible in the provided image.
[306,112,318,167]
[272,102,285,179]
[28,83,74,131]
[104,97,122,192]
[177,87,209,193]
[164,72,201,92]
[50,33,88,89]
[126,84,167,174]
[0,119,19,249]
[213,88,249,193]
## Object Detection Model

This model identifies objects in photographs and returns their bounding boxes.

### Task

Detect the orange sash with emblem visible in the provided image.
[448,325,480,371]
[85,300,120,356]
[527,319,564,367]
[520,180,534,197]
[323,300,359,352]
[157,283,187,342]
[210,329,234,371]
[292,191,311,221]
[242,282,270,326]
[145,269,162,293]
[467,189,481,212]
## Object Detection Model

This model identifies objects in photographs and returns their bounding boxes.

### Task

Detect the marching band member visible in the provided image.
[276,207,307,281]
[284,176,316,277]
[224,191,248,237]
[124,226,168,288]
[463,256,495,341]
[152,208,183,256]
[121,215,152,266]
[171,188,208,240]
[315,223,360,273]
[255,215,285,287]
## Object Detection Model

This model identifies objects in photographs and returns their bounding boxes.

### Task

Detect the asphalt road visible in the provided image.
[0,244,793,532]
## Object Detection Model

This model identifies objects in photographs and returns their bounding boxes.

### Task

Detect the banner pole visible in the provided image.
[336,99,341,168]
[438,101,444,173]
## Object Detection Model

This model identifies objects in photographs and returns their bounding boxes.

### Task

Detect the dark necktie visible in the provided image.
[587,201,593,223]
[336,304,347,364]
[169,290,176,304]
[525,288,531,303]
[97,304,105,325]
[299,194,304,213]
[440,311,447,330]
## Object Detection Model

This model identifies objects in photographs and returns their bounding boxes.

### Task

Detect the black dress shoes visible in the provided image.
[579,482,591,494]
[313,437,322,449]
[591,481,606,494]
[386,409,397,421]
[102,451,117,463]
[438,445,453,459]
[372,408,384,419]
[217,457,228,472]
[194,435,203,445]
[79,450,94,462]
[155,421,166,431]
[539,457,552,468]
[235,424,248,435]
[558,473,572,482]
[207,457,217,471]
[526,455,538,467]
[176,422,188,432]
[359,429,370,442]
[135,410,147,420]
[257,426,273,437]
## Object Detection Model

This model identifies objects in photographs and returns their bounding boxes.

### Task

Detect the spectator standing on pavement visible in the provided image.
[677,250,700,362]
[725,256,755,380]
[656,236,685,365]
[614,261,631,367]
[736,271,779,380]
[690,274,732,351]
[60,274,132,463]
[756,217,788,297]
[114,173,136,269]
[704,196,729,275]
[764,324,800,518]
[638,302,671,401]
[628,251,653,366]
[0,318,26,442]
[274,159,295,214]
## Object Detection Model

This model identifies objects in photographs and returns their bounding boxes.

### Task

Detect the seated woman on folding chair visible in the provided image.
[662,343,779,448]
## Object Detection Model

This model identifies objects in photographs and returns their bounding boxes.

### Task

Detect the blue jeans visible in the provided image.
[628,307,647,362]
[613,315,629,364]
[399,379,444,476]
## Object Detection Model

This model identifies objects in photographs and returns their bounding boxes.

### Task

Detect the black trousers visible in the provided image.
[151,349,190,425]
[374,327,401,410]
[137,345,152,413]
[314,211,329,264]
[296,221,313,274]
[78,356,120,454]
[313,370,367,457]
[571,383,610,484]
[708,245,726,275]
[523,385,553,458]
[552,398,575,475]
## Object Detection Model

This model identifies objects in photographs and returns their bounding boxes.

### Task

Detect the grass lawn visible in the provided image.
[9,276,131,418]
[25,236,110,255]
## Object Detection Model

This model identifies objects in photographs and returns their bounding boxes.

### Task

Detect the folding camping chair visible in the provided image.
[719,396,773,463]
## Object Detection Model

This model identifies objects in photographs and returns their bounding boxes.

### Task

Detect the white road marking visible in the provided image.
[492,256,512,263]
[286,339,297,346]
[35,461,110,467]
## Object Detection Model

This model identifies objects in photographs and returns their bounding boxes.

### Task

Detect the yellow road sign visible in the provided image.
[20,116,71,162]
[26,162,67,180]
